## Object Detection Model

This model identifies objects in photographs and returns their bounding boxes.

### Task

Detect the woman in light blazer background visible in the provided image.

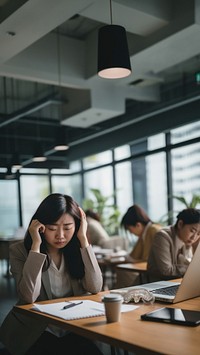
[115,204,161,288]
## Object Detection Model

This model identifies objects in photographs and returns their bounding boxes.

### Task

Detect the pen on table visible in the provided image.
[61,301,83,310]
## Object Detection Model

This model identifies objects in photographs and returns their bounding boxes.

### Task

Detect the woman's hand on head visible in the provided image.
[77,207,89,248]
[29,219,45,252]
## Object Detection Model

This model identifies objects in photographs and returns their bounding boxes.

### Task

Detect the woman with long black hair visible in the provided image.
[0,193,103,355]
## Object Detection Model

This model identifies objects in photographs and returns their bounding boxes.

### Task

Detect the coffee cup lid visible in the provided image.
[102,293,123,302]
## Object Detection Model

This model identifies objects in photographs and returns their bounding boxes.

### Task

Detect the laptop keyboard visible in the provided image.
[152,285,179,296]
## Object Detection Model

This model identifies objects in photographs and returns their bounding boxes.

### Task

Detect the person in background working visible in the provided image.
[115,204,161,288]
[0,193,103,355]
[85,209,110,247]
[147,208,200,282]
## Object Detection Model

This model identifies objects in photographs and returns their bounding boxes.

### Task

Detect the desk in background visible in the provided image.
[94,248,128,289]
[0,237,23,277]
[115,262,148,284]
[15,291,200,355]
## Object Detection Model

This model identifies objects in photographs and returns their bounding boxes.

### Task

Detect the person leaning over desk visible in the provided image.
[0,193,103,355]
[85,209,110,247]
[147,208,200,282]
[115,204,161,288]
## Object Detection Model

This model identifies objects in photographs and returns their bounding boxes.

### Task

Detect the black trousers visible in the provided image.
[26,331,103,355]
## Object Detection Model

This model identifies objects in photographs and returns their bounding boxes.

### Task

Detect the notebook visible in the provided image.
[31,300,137,320]
[32,300,105,320]
[111,241,200,303]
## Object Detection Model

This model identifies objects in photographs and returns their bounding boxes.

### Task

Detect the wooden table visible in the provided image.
[115,262,148,284]
[95,249,128,289]
[15,291,200,355]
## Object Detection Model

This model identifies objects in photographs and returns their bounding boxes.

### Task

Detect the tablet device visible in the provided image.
[141,307,200,326]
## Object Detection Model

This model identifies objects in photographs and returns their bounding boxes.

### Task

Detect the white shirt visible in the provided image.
[49,254,72,298]
[46,254,72,337]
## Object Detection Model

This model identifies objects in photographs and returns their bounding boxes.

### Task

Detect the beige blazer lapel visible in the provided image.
[41,270,52,299]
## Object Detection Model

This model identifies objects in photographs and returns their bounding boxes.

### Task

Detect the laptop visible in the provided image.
[111,241,200,303]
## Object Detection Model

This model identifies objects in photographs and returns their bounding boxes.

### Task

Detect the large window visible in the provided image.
[20,175,50,229]
[0,180,19,237]
[51,174,82,205]
[148,133,165,150]
[171,141,200,213]
[146,152,168,222]
[84,166,113,199]
[170,121,200,220]
[115,161,133,216]
[171,121,200,144]
[0,122,199,236]
[114,145,130,161]
[83,151,112,169]
[131,153,167,222]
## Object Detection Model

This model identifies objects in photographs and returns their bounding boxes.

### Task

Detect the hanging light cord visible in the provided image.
[109,0,113,25]
[57,28,61,88]
[56,28,62,120]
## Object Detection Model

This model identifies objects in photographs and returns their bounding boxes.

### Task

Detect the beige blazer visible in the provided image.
[147,225,191,281]
[0,241,103,355]
[129,223,161,261]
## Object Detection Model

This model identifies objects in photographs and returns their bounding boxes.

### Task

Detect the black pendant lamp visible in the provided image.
[5,166,15,180]
[11,153,22,170]
[53,130,69,151]
[32,144,47,162]
[98,0,132,79]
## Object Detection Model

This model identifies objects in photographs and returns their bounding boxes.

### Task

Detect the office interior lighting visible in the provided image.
[32,146,47,162]
[11,153,22,170]
[97,0,132,79]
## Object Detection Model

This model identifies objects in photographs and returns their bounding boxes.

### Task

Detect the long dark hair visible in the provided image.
[121,204,151,229]
[24,193,85,279]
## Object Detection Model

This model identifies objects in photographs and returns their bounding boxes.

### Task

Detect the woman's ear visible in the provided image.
[177,219,183,229]
[136,222,141,227]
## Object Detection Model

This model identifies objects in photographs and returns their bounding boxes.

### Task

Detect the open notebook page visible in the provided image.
[32,300,137,320]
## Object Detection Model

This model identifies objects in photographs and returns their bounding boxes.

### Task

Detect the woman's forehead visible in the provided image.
[52,213,74,224]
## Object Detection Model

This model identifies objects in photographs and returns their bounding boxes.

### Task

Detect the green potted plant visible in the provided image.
[82,188,121,235]
[159,194,200,225]
[172,194,200,208]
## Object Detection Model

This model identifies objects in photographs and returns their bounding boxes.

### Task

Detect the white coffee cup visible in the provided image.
[102,293,123,323]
